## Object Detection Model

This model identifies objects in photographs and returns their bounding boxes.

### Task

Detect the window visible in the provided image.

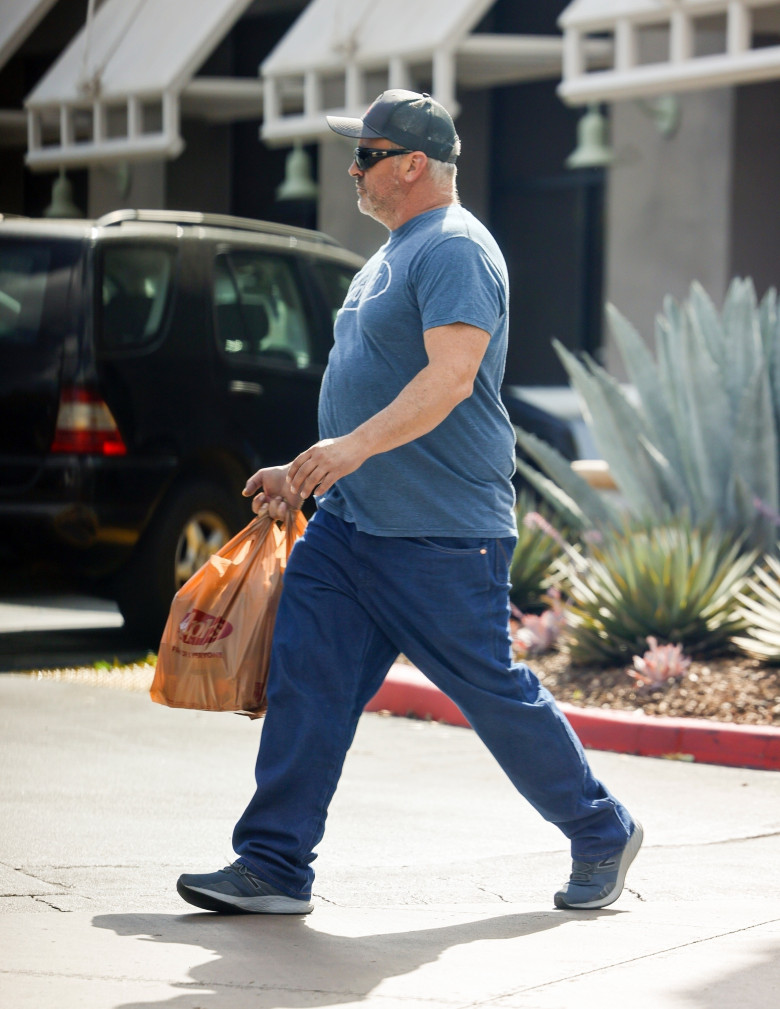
[0,244,52,344]
[213,252,312,368]
[100,246,175,348]
[310,259,359,324]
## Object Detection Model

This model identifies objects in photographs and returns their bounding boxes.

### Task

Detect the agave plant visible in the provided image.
[558,519,755,666]
[515,279,780,552]
[509,490,569,611]
[732,552,780,663]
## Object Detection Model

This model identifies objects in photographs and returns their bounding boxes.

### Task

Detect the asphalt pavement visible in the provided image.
[1,671,779,1008]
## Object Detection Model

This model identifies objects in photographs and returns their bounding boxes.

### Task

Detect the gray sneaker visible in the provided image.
[554,821,644,910]
[177,862,313,914]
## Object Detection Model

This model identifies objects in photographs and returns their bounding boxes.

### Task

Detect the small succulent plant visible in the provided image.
[627,636,691,691]
[510,589,567,659]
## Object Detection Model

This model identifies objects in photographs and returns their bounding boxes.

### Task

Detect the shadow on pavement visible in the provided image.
[0,625,152,672]
[92,908,619,1007]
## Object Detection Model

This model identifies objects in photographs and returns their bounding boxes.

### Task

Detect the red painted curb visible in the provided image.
[365,664,780,772]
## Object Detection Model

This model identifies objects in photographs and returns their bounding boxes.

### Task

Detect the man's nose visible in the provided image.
[348,159,362,177]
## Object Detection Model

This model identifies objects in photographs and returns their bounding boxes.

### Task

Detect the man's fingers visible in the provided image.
[287,440,351,499]
[251,492,290,520]
[266,498,288,520]
[290,459,328,499]
[243,474,262,497]
[250,492,270,515]
[287,454,315,496]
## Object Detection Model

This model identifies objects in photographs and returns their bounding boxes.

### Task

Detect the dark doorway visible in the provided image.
[489,79,606,387]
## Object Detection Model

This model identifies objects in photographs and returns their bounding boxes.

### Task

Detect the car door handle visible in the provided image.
[229,380,264,396]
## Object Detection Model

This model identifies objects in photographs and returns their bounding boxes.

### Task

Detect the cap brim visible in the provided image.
[326,114,383,140]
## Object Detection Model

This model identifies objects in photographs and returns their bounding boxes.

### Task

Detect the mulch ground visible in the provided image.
[529,649,780,726]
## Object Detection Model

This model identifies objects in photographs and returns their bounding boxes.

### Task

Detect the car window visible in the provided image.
[0,243,52,344]
[309,259,359,324]
[214,251,312,368]
[100,245,175,348]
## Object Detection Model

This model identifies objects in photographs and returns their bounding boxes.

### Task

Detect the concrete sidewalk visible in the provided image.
[1,673,779,1008]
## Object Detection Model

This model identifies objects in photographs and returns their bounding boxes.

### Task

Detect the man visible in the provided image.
[178,90,642,915]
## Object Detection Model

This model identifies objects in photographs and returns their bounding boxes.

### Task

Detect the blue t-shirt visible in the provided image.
[317,204,517,537]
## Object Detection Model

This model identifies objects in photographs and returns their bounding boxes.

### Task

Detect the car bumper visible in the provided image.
[0,454,178,570]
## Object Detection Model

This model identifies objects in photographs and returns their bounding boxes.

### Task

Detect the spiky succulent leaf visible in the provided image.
[689,281,725,369]
[733,361,778,513]
[606,304,686,480]
[759,288,780,440]
[513,429,617,529]
[733,552,780,662]
[553,341,670,515]
[678,302,734,512]
[509,491,570,611]
[722,278,761,411]
[529,279,780,552]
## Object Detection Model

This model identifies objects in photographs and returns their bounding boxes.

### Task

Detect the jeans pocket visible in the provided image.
[413,537,489,556]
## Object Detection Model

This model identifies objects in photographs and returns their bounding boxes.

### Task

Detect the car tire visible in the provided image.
[117,479,249,646]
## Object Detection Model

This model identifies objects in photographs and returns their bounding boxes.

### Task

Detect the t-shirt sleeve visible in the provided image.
[412,236,506,335]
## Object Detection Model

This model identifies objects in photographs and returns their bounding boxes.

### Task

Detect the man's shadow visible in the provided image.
[93,906,621,1008]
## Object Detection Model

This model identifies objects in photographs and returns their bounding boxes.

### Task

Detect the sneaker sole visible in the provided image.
[177,880,313,915]
[554,821,644,910]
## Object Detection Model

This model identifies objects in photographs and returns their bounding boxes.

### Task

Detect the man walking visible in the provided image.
[178,90,642,915]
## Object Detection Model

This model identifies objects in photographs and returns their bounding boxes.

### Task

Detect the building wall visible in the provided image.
[602,88,734,376]
[87,163,164,218]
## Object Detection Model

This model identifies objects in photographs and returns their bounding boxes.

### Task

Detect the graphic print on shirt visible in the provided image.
[342,260,392,311]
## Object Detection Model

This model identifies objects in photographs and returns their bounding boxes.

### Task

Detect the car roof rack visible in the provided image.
[94,209,342,247]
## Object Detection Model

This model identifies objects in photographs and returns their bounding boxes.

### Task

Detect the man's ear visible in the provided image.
[405,152,428,180]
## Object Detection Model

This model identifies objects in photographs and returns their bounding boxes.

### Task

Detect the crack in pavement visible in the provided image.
[31,896,73,912]
[476,886,511,903]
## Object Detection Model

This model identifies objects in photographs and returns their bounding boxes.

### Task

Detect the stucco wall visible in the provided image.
[602,88,734,377]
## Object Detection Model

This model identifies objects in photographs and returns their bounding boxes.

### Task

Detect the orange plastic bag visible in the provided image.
[151,508,306,718]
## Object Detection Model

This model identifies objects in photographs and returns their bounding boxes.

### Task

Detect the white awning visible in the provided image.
[24,0,259,170]
[558,0,780,104]
[0,0,60,71]
[260,0,611,144]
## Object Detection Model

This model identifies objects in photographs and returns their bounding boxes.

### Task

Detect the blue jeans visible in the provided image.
[233,508,633,900]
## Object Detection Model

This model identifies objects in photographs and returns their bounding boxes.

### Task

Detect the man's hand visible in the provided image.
[242,464,304,520]
[287,435,367,500]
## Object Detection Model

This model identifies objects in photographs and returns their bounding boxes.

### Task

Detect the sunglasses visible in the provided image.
[353,147,414,171]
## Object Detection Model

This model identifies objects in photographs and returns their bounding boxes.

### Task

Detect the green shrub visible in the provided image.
[558,519,754,666]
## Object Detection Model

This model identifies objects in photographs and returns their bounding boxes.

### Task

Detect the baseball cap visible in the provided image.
[326,90,459,164]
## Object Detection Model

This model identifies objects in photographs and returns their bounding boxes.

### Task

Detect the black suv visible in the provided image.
[0,209,364,642]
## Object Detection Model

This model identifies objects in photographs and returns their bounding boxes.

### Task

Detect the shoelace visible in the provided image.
[226,862,268,893]
[570,857,616,881]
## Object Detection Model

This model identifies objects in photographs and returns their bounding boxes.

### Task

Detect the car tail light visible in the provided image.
[50,386,127,456]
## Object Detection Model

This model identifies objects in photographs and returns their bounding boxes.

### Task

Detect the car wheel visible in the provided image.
[117,480,248,645]
[173,508,232,589]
